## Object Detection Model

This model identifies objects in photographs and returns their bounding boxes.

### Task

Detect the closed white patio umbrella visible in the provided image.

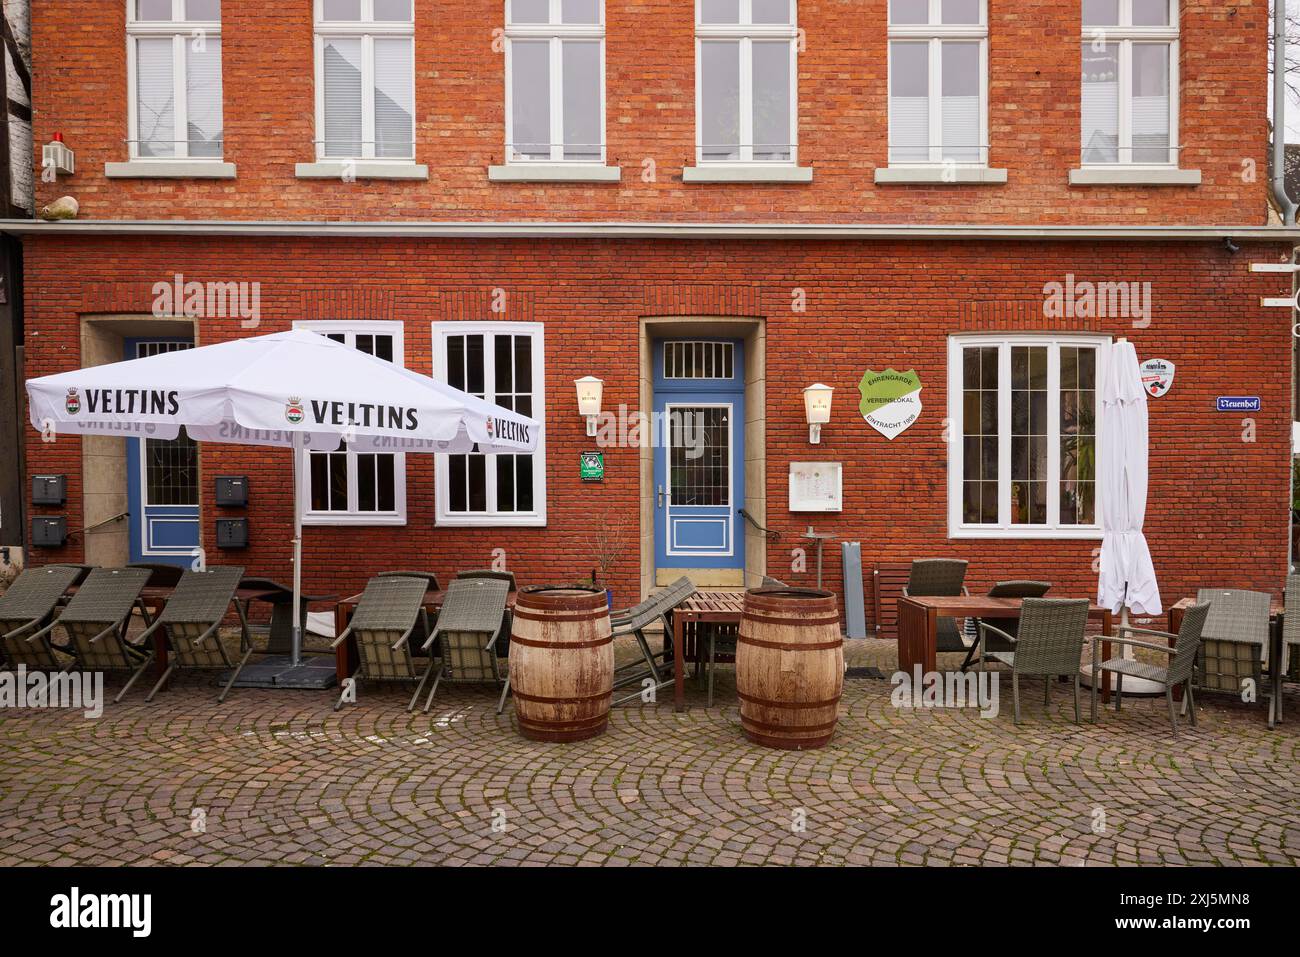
[26,329,541,671]
[1096,338,1161,676]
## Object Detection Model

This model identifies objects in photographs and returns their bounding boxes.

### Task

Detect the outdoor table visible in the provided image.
[897,595,1114,699]
[333,587,518,682]
[670,590,745,712]
[1167,596,1285,728]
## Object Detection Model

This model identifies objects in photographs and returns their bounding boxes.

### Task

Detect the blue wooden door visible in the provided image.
[126,338,200,565]
[653,340,745,572]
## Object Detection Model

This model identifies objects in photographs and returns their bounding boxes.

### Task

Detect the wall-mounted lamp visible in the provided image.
[803,383,834,444]
[575,376,604,437]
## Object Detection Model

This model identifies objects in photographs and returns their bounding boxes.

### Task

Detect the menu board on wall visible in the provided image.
[789,462,843,512]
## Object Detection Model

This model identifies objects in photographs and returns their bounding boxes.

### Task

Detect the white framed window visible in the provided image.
[887,0,987,166]
[313,0,415,161]
[431,322,547,527]
[505,0,606,163]
[1080,0,1179,166]
[695,0,798,165]
[294,320,408,526]
[947,334,1109,540]
[127,0,224,159]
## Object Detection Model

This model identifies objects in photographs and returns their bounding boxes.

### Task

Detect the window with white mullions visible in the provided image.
[947,335,1108,540]
[314,0,415,161]
[695,0,798,164]
[294,321,407,525]
[432,322,547,527]
[506,0,606,163]
[887,0,987,166]
[127,0,224,159]
[1080,0,1178,166]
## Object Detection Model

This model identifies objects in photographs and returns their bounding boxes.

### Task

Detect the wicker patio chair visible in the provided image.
[455,569,516,589]
[420,577,511,714]
[454,569,515,656]
[127,562,185,589]
[760,576,787,587]
[979,597,1090,724]
[610,576,697,707]
[903,558,970,654]
[1194,588,1271,699]
[1279,575,1300,722]
[330,575,434,712]
[1090,601,1209,735]
[962,580,1052,672]
[23,567,153,701]
[376,570,440,655]
[136,566,250,704]
[0,565,83,668]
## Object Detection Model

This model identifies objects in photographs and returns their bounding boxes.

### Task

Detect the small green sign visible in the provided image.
[580,451,605,482]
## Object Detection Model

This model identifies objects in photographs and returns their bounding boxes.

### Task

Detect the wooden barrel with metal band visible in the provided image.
[736,587,844,750]
[509,585,614,742]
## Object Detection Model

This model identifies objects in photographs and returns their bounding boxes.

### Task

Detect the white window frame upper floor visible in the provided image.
[1072,0,1198,184]
[687,0,810,182]
[306,0,420,177]
[118,0,233,178]
[431,322,548,528]
[503,0,607,166]
[293,320,408,527]
[946,333,1110,541]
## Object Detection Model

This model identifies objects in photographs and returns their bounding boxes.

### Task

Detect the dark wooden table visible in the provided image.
[1168,596,1285,727]
[333,587,517,681]
[670,590,745,712]
[898,595,1114,698]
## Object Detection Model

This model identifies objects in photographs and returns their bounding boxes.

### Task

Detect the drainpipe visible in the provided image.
[1274,0,1297,226]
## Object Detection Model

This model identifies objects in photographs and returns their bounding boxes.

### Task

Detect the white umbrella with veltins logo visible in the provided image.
[26,329,540,671]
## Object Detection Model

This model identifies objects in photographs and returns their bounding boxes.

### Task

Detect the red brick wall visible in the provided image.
[30,0,1273,225]
[21,234,1295,608]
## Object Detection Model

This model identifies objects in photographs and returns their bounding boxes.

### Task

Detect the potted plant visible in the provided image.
[584,508,630,611]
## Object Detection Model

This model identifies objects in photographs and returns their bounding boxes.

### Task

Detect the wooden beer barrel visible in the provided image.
[509,585,614,742]
[737,587,843,750]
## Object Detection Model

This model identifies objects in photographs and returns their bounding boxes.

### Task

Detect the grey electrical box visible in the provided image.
[216,518,248,549]
[31,474,66,506]
[31,516,67,548]
[215,475,249,507]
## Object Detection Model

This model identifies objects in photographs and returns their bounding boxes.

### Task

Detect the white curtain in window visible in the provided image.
[511,40,551,159]
[322,37,363,157]
[1081,43,1119,164]
[136,37,176,157]
[940,41,979,162]
[561,40,601,161]
[186,38,224,157]
[700,40,741,160]
[752,41,790,161]
[1131,43,1170,163]
[373,37,414,158]
[889,41,928,163]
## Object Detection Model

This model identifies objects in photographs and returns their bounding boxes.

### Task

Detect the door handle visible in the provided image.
[658,485,665,508]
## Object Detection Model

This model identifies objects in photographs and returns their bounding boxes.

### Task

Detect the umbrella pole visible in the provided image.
[291,431,304,668]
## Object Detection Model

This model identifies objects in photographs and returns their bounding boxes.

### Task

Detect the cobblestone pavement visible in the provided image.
[1,636,1297,866]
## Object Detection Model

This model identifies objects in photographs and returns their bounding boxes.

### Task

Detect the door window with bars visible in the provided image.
[669,407,731,506]
[506,0,606,163]
[948,336,1104,538]
[432,323,546,526]
[129,0,224,159]
[315,0,415,160]
[887,0,986,165]
[296,322,407,524]
[696,0,798,164]
[136,341,199,507]
[1080,0,1177,166]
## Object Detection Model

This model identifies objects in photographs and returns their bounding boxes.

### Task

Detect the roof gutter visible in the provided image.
[2,220,1299,241]
[1275,0,1298,226]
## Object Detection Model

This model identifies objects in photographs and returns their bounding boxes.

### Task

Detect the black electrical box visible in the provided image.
[31,474,66,506]
[215,475,249,507]
[216,518,249,549]
[31,516,67,548]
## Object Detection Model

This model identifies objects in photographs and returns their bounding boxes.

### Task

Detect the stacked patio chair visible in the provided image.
[1279,575,1300,722]
[135,565,250,704]
[376,570,440,655]
[1091,601,1210,735]
[454,569,515,656]
[978,597,1090,724]
[610,576,697,707]
[421,577,511,714]
[0,565,84,669]
[331,574,434,712]
[22,567,154,702]
[1194,588,1271,700]
[962,580,1052,672]
[903,558,970,658]
[127,562,185,589]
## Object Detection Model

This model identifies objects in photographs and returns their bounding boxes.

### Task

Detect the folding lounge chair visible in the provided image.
[136,566,250,703]
[421,578,511,714]
[376,571,440,654]
[962,580,1052,672]
[331,575,434,712]
[610,576,697,707]
[0,565,83,669]
[23,567,153,702]
[454,569,515,656]
[903,559,971,657]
